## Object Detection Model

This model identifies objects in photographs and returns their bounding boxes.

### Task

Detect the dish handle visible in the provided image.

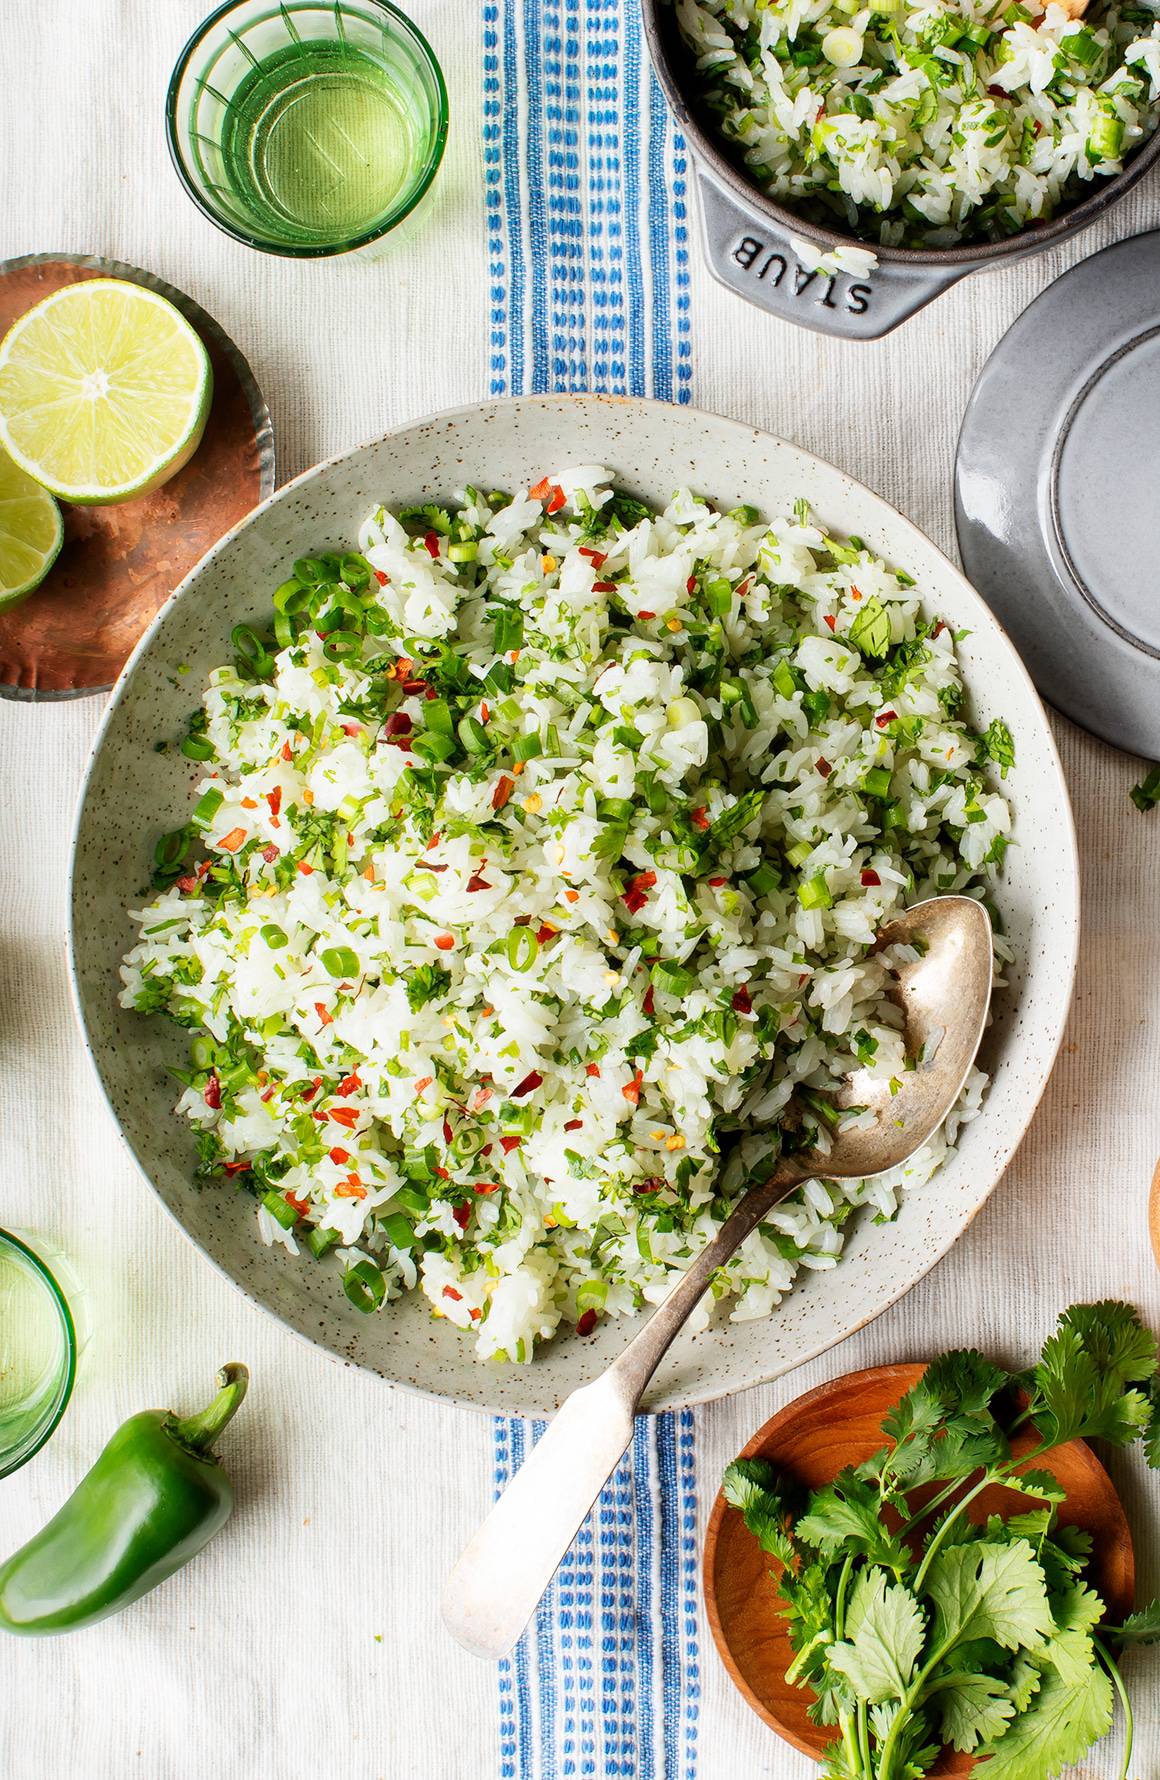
[695,164,968,340]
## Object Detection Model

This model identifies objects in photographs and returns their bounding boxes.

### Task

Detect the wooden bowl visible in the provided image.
[704,1363,1134,1777]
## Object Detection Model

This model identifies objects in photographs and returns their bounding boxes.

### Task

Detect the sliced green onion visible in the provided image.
[1088,107,1124,161]
[425,696,454,735]
[411,732,457,763]
[847,597,892,659]
[448,541,478,563]
[772,659,799,699]
[802,690,831,725]
[382,1212,415,1251]
[180,735,215,761]
[511,732,543,763]
[343,1259,386,1313]
[823,25,864,64]
[600,797,636,822]
[494,608,524,653]
[785,839,814,869]
[651,960,696,997]
[262,924,289,950]
[458,714,490,754]
[192,787,224,827]
[304,1225,341,1259]
[797,872,832,911]
[705,578,733,617]
[190,1035,217,1071]
[863,767,893,799]
[576,1278,609,1312]
[231,623,276,681]
[320,944,360,979]
[746,862,780,897]
[261,1190,300,1230]
[154,827,192,872]
[506,927,540,972]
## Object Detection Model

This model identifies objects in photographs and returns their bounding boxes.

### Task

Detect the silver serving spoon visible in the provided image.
[442,894,993,1660]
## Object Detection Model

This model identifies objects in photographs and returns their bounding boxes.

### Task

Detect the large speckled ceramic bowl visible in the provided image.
[69,396,1078,1417]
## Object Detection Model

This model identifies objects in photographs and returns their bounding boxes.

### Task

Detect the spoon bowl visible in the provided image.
[443,895,995,1660]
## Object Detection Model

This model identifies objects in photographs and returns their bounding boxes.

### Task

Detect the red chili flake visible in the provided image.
[850,584,864,602]
[399,677,429,696]
[176,874,199,894]
[452,1204,471,1230]
[579,546,607,566]
[634,1176,663,1195]
[301,1077,323,1103]
[591,580,618,593]
[435,934,455,951]
[622,1069,643,1107]
[536,923,557,945]
[413,1076,434,1096]
[622,870,656,904]
[285,1191,309,1217]
[686,575,696,594]
[823,614,837,632]
[576,1309,598,1337]
[480,1143,492,1156]
[311,1109,328,1123]
[691,807,710,831]
[373,568,389,586]
[328,1105,360,1128]
[642,985,656,1017]
[426,832,442,850]
[314,1002,333,1027]
[737,577,753,598]
[499,1134,523,1153]
[511,1069,543,1099]
[433,1165,450,1181]
[385,711,412,737]
[260,1086,276,1103]
[265,786,282,820]
[281,741,294,762]
[876,709,898,728]
[931,619,946,638]
[328,1146,351,1165]
[622,888,647,915]
[861,868,882,887]
[732,983,753,1016]
[469,1306,481,1321]
[203,1074,222,1110]
[816,757,832,779]
[261,843,280,864]
[426,862,448,873]
[217,826,247,854]
[443,1285,463,1301]
[340,722,362,738]
[474,1182,501,1195]
[423,530,440,559]
[466,874,492,893]
[336,1072,361,1098]
[707,875,727,888]
[222,1159,252,1176]
[492,775,514,812]
[563,1118,583,1132]
[472,1087,494,1112]
[528,476,552,499]
[297,861,314,876]
[637,610,656,621]
[546,484,566,514]
[335,1178,367,1200]
[585,1063,601,1078]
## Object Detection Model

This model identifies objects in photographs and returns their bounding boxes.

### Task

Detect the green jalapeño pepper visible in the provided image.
[0,1362,248,1635]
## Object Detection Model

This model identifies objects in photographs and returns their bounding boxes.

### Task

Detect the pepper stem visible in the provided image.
[168,1362,250,1453]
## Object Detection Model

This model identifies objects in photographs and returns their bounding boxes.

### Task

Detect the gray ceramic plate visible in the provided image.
[70,395,1078,1417]
[956,230,1160,760]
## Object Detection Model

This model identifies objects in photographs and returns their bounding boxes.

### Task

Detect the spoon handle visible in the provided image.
[441,1159,803,1660]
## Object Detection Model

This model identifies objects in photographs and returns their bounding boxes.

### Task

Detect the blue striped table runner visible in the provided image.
[481,0,698,1773]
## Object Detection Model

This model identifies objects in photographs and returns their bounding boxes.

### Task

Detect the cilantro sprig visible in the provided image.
[722,1303,1160,1780]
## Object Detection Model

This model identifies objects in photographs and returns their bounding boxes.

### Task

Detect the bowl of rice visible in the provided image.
[69,395,1077,1416]
[644,0,1160,337]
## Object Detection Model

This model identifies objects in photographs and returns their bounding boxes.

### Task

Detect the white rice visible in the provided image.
[673,0,1160,246]
[120,472,1012,1363]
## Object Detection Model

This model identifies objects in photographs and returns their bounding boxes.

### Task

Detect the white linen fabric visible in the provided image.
[0,4,1158,1778]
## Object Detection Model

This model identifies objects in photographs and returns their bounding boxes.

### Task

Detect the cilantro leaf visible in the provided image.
[933,1672,1015,1752]
[828,1568,926,1703]
[847,596,892,659]
[721,1458,797,1569]
[1109,1600,1160,1645]
[881,1350,1010,1485]
[406,961,452,1012]
[974,1657,1112,1779]
[977,719,1016,778]
[924,1540,1054,1655]
[1129,763,1160,812]
[1030,1302,1156,1449]
[795,1469,909,1571]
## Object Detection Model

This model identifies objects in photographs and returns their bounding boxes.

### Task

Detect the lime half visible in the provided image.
[0,279,213,505]
[0,446,63,609]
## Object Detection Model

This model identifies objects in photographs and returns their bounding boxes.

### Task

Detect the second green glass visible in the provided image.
[166,0,448,258]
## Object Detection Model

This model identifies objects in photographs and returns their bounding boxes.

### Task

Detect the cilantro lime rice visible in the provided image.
[120,472,1012,1363]
[674,0,1160,247]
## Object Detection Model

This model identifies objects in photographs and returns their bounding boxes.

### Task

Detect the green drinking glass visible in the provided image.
[0,1230,77,1479]
[166,0,449,258]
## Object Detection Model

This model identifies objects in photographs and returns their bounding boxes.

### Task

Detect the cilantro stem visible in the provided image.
[911,1472,994,1593]
[834,1551,855,1639]
[856,1700,873,1777]
[1095,1636,1134,1780]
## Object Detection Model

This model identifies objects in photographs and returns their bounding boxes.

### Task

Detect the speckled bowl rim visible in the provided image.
[67,394,1080,1416]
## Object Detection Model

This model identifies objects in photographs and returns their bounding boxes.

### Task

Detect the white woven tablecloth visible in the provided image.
[2,4,1159,1776]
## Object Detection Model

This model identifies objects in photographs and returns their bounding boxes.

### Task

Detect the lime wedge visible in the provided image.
[0,279,213,505]
[0,446,63,609]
